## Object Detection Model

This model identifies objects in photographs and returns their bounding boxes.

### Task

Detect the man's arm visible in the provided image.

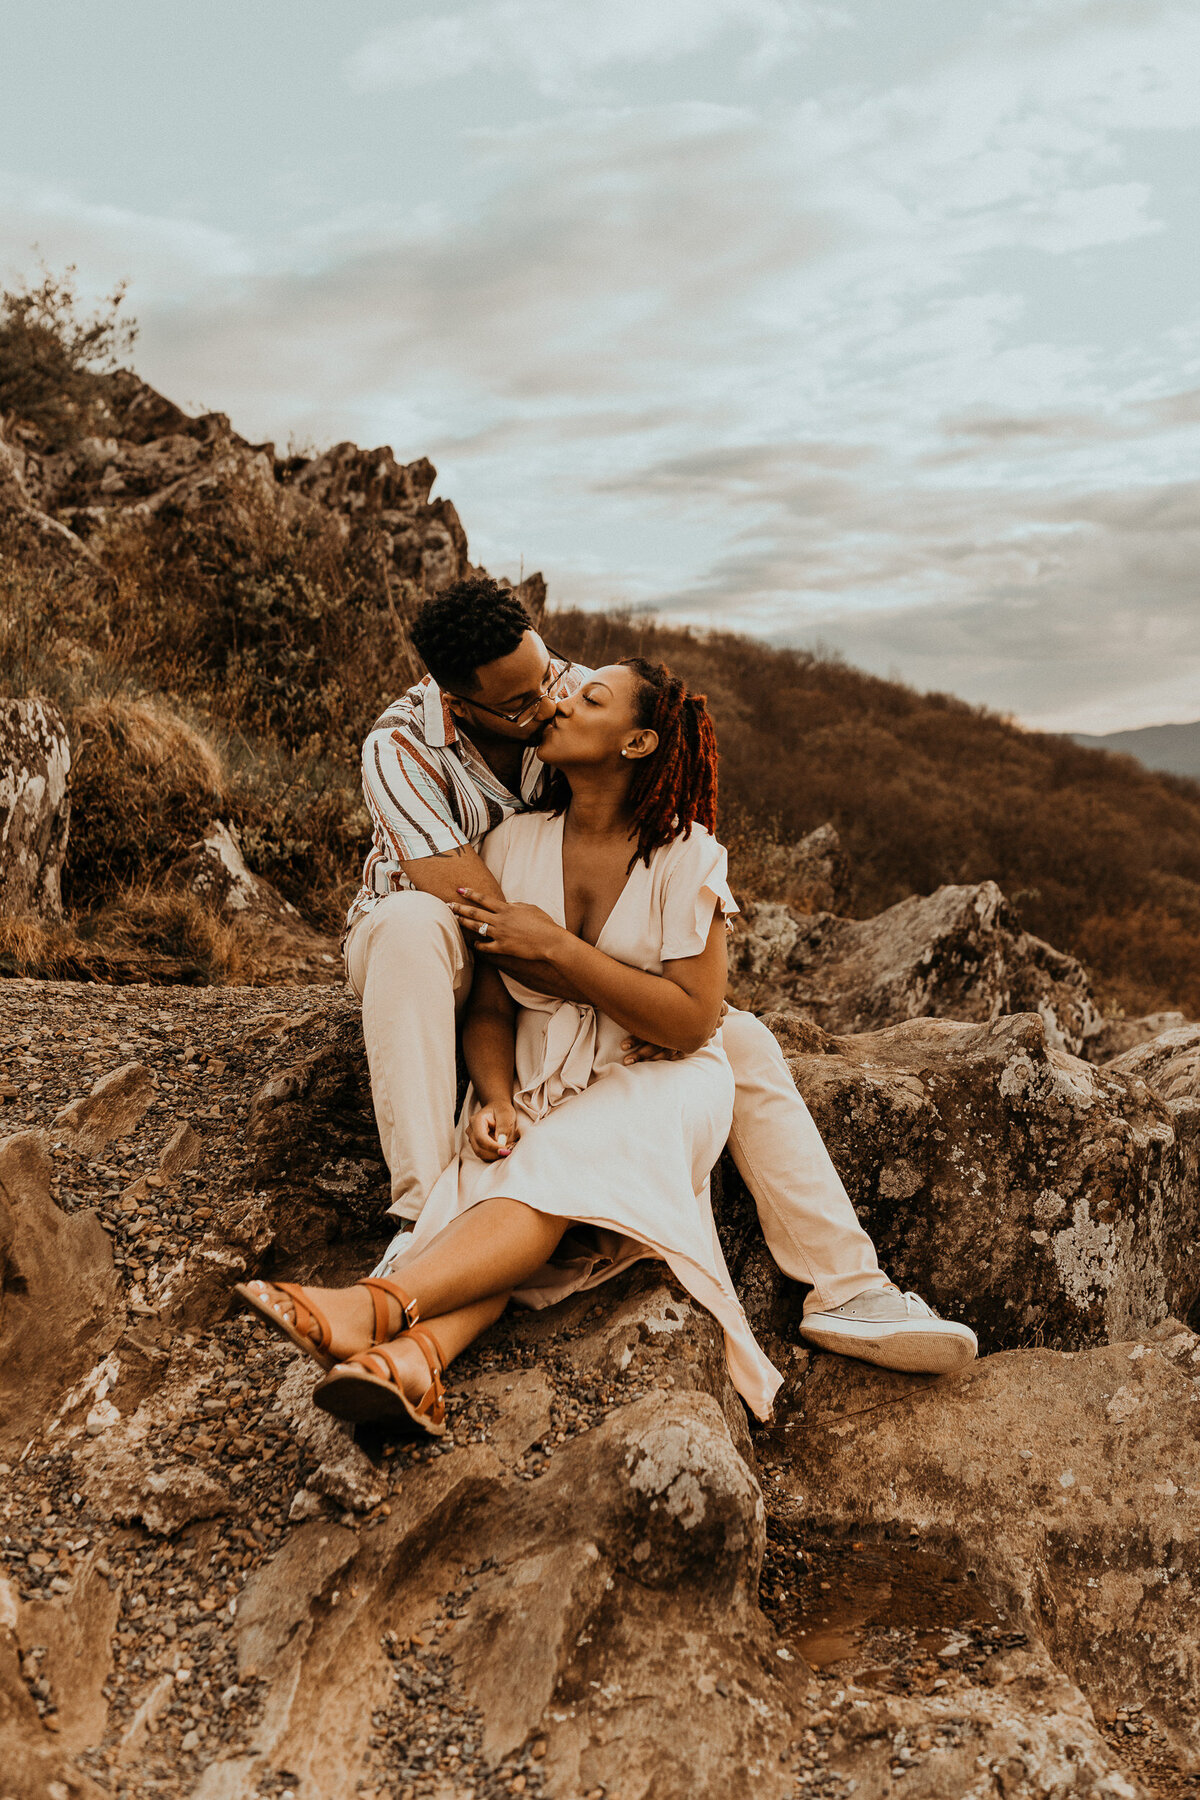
[402,846,590,1002]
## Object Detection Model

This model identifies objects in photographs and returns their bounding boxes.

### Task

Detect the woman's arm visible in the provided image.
[451,891,728,1054]
[557,915,727,1053]
[461,958,521,1159]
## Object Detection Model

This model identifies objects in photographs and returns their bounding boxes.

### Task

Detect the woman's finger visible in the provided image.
[455,888,501,914]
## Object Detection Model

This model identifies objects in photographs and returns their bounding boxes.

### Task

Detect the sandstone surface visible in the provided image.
[730,880,1100,1056]
[715,1010,1194,1358]
[0,979,1180,1798]
[0,697,72,917]
[763,1318,1200,1777]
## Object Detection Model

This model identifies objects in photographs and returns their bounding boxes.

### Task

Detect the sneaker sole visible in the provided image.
[798,1321,978,1375]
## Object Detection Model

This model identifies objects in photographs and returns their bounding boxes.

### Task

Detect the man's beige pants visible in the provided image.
[345,891,887,1313]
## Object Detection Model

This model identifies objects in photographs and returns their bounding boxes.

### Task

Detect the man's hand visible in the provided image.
[450,888,566,962]
[622,1037,685,1065]
[467,1099,521,1162]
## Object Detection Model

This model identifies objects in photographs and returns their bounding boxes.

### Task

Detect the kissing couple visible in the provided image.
[237,579,976,1432]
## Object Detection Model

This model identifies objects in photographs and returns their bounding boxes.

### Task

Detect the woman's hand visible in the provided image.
[451,888,566,962]
[467,1099,521,1162]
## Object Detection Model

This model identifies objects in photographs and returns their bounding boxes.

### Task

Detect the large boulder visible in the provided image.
[715,1009,1195,1355]
[730,879,1101,1056]
[0,697,71,917]
[766,1319,1200,1774]
[0,1130,124,1455]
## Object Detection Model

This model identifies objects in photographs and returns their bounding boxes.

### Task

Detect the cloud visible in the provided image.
[344,0,836,97]
[4,0,1199,733]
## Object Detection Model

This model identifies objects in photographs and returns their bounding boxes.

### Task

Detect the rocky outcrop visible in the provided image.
[0,980,1175,1797]
[715,1010,1194,1356]
[170,820,342,984]
[6,375,545,617]
[1091,1010,1192,1065]
[0,698,72,918]
[764,1317,1200,1776]
[730,879,1101,1056]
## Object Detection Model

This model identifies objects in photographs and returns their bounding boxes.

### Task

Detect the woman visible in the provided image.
[237,658,782,1429]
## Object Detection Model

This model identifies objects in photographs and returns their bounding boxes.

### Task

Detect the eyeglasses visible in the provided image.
[451,648,572,726]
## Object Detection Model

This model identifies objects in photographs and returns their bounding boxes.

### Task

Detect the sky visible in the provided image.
[1,0,1199,732]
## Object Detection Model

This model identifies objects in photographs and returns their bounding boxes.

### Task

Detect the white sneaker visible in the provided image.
[798,1287,978,1374]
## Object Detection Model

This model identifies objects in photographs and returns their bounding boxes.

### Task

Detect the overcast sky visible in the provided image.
[2,0,1199,731]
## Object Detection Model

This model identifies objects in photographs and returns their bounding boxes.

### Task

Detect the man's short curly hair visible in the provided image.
[410,577,533,693]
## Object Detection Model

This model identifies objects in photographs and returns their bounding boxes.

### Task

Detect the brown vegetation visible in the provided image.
[4,276,1200,1014]
[550,609,1200,1019]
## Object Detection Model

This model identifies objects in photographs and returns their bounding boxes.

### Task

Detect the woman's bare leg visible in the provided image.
[359,1291,510,1406]
[244,1198,567,1358]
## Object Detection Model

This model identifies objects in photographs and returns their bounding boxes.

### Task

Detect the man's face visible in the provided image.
[446,631,562,742]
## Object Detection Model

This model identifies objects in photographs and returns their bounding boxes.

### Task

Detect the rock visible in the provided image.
[19,1558,121,1752]
[745,821,854,913]
[159,1119,203,1179]
[0,978,1169,1798]
[715,1010,1194,1353]
[0,1131,124,1453]
[84,1398,120,1436]
[0,698,71,917]
[1107,1021,1200,1117]
[13,383,546,621]
[169,820,342,984]
[53,1061,155,1158]
[1091,1010,1191,1064]
[276,1362,386,1514]
[768,1321,1200,1771]
[730,879,1101,1056]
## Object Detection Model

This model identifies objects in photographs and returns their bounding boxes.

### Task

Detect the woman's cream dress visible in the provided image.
[380,809,782,1420]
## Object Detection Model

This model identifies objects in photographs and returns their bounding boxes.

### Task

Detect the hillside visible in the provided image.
[1073,720,1200,780]
[4,278,1200,1016]
[548,611,1200,1018]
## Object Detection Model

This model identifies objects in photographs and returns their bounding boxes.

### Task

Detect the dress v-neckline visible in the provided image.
[554,811,639,950]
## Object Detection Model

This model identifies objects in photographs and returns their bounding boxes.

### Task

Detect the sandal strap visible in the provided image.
[338,1331,446,1428]
[402,1327,446,1425]
[358,1277,420,1340]
[272,1282,334,1352]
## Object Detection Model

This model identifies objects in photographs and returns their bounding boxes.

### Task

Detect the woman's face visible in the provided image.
[536,663,649,768]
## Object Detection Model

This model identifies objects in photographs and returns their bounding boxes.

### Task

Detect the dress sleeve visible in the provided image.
[659,830,740,963]
[479,814,516,883]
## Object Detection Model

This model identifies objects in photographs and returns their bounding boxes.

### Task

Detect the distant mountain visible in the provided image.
[1071,721,1200,780]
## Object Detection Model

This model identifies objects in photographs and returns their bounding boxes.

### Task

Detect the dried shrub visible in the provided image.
[0,268,136,449]
[65,696,226,908]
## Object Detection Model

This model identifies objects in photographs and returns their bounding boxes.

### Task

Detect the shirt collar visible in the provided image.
[420,675,458,747]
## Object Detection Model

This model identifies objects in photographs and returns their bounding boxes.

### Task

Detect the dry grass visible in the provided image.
[66,695,227,909]
[0,888,247,985]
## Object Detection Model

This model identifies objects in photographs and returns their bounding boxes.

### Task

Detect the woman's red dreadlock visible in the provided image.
[622,657,718,867]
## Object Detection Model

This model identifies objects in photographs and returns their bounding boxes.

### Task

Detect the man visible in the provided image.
[344,576,976,1373]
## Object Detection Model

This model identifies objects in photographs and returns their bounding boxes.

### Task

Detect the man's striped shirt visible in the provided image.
[346,666,583,931]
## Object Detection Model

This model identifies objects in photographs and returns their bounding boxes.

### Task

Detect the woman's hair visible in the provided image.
[543,656,719,866]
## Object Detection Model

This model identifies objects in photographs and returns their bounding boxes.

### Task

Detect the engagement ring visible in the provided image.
[478,922,490,938]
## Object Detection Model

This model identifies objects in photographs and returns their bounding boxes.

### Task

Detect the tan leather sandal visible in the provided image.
[234,1276,420,1373]
[311,1326,448,1436]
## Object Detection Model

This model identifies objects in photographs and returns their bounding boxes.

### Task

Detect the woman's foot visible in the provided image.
[314,1329,448,1435]
[237,1280,413,1363]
